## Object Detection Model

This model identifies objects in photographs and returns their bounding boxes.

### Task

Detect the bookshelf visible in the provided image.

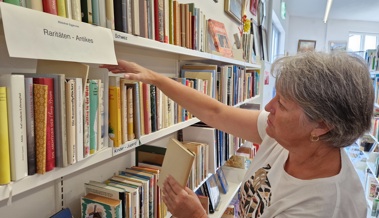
[0,2,263,217]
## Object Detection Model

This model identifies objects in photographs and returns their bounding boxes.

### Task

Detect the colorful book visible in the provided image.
[33,84,48,174]
[0,87,11,185]
[207,19,233,58]
[0,74,28,181]
[91,0,100,25]
[33,77,55,172]
[4,0,20,5]
[89,79,99,153]
[56,0,67,17]
[108,76,122,147]
[81,193,122,218]
[83,82,90,157]
[42,0,58,15]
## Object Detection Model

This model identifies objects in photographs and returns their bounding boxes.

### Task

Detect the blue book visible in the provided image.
[50,208,73,218]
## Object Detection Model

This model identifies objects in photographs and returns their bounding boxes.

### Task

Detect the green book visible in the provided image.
[89,79,99,154]
[81,193,122,218]
[4,0,20,6]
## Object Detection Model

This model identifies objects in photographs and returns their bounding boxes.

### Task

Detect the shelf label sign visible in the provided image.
[0,2,117,64]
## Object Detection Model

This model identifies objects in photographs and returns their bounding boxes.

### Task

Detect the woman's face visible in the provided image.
[264,93,316,149]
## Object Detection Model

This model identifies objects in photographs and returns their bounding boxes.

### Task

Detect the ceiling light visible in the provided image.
[323,0,333,23]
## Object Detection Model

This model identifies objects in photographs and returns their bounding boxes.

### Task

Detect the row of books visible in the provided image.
[366,48,379,71]
[0,60,108,185]
[2,1,245,60]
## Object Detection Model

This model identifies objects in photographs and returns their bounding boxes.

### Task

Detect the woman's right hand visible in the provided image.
[99,60,161,84]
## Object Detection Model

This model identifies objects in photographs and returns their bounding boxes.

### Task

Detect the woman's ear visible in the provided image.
[312,120,332,137]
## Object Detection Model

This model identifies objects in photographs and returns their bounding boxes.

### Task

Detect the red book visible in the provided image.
[42,0,58,15]
[33,78,55,172]
[154,0,164,42]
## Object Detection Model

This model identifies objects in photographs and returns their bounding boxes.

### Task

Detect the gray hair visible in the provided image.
[272,51,374,148]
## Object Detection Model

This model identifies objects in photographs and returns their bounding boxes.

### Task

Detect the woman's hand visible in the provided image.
[162,175,207,218]
[99,60,160,84]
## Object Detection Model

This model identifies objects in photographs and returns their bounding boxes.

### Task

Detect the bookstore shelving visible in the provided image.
[0,1,263,217]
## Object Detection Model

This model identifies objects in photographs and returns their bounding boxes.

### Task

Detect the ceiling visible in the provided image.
[285,0,379,22]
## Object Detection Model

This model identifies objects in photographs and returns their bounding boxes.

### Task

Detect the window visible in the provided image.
[348,32,379,57]
[270,11,285,63]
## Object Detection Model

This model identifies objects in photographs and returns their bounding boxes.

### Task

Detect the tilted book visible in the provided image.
[207,19,233,58]
[157,138,195,188]
[0,87,11,185]
[0,74,28,181]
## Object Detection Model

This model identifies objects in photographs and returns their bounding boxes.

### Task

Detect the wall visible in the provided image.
[285,16,379,55]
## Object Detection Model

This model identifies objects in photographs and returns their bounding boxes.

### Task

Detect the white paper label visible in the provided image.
[0,3,117,64]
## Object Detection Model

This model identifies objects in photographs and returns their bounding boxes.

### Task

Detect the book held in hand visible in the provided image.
[157,138,195,188]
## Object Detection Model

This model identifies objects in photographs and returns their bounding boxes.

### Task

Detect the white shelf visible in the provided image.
[112,31,261,69]
[0,147,113,202]
[209,166,247,217]
[140,118,200,145]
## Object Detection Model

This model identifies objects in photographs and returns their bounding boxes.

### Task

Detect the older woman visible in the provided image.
[101,51,373,218]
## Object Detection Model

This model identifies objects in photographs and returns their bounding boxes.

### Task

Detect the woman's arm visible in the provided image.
[100,60,262,143]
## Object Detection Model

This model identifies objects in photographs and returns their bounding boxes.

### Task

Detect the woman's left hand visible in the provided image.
[162,175,207,218]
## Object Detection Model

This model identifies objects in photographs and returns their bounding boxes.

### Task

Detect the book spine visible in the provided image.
[133,82,141,138]
[75,78,84,161]
[25,0,43,11]
[71,0,82,21]
[83,82,90,157]
[91,0,100,25]
[56,0,67,17]
[66,79,77,165]
[42,0,58,15]
[105,0,115,29]
[127,86,135,140]
[0,87,11,185]
[98,82,105,151]
[65,0,72,19]
[150,84,157,132]
[98,0,106,27]
[24,78,36,175]
[4,0,20,5]
[33,84,48,174]
[121,81,128,143]
[109,85,122,147]
[81,0,93,24]
[0,75,28,181]
[113,0,123,32]
[89,79,99,153]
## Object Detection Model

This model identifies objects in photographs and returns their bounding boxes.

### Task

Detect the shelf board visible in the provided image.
[112,31,261,68]
[0,147,113,202]
[140,118,200,145]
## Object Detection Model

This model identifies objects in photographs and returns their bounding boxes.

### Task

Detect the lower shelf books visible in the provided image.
[196,174,221,214]
[81,193,122,218]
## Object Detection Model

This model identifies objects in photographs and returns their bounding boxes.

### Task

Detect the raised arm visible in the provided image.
[100,60,262,143]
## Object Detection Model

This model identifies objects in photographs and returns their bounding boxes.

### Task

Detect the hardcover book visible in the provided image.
[203,174,221,214]
[24,78,36,175]
[33,83,48,174]
[215,167,229,194]
[0,87,11,185]
[65,79,77,165]
[207,19,233,58]
[157,138,195,188]
[109,76,122,147]
[81,193,122,218]
[0,74,28,181]
[89,79,99,153]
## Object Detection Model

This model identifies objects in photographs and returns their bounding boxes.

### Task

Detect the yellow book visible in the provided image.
[109,77,122,147]
[56,0,67,17]
[127,86,135,140]
[33,84,48,174]
[0,87,11,185]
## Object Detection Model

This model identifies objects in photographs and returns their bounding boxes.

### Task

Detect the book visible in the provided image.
[83,82,90,157]
[81,193,122,218]
[42,0,58,15]
[203,174,220,214]
[65,0,72,19]
[49,208,73,218]
[25,0,43,11]
[207,19,233,58]
[4,0,20,5]
[0,74,28,181]
[33,77,55,172]
[215,167,229,194]
[71,0,82,21]
[89,79,99,153]
[85,181,127,218]
[56,0,67,17]
[0,87,11,185]
[65,79,77,165]
[33,83,48,174]
[81,0,93,24]
[91,0,100,26]
[105,0,114,29]
[157,138,195,188]
[24,78,36,175]
[109,76,122,147]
